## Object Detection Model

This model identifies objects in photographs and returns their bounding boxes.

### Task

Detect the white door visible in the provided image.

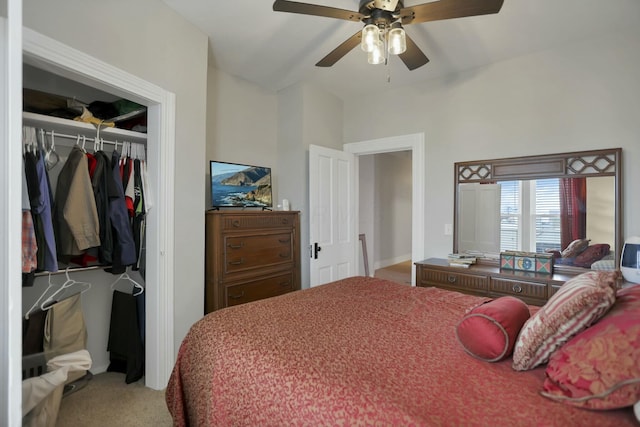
[309,144,356,287]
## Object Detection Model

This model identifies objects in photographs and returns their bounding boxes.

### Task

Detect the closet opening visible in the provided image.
[22,28,176,391]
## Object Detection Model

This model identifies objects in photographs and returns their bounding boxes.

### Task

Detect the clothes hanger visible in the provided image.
[45,129,60,170]
[40,268,92,311]
[25,273,56,320]
[109,271,144,296]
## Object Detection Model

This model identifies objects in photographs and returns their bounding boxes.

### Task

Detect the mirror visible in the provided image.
[453,149,622,273]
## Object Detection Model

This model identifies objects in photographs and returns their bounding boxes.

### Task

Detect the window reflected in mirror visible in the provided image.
[458,175,615,268]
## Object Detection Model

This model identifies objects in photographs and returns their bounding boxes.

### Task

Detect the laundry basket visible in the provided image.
[22,352,49,380]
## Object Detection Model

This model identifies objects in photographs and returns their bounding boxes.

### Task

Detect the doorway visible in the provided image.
[359,150,413,283]
[344,133,425,285]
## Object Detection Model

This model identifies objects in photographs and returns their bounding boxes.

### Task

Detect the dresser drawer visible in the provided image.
[490,277,547,301]
[221,214,295,231]
[224,232,293,274]
[225,273,295,307]
[418,268,488,293]
[549,284,562,299]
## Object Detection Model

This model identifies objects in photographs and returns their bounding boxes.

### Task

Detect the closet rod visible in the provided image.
[33,265,106,277]
[33,129,140,147]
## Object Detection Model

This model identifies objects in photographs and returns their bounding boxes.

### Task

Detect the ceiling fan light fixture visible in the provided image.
[368,41,385,65]
[388,23,406,55]
[361,24,380,53]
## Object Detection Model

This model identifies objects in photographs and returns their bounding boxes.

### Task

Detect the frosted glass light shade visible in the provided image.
[361,24,380,53]
[368,42,385,65]
[388,25,406,55]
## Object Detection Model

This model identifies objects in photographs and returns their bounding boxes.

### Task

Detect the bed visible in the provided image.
[165,276,637,426]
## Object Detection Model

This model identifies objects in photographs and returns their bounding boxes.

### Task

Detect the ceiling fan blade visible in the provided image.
[400,0,504,26]
[273,0,364,22]
[398,34,429,70]
[316,31,362,67]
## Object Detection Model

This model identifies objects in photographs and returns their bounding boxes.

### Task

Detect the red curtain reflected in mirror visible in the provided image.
[560,178,587,250]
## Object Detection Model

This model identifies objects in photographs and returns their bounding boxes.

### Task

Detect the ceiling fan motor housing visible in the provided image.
[360,0,403,14]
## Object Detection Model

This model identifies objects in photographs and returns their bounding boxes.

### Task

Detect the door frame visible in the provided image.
[1,0,24,423]
[22,28,176,390]
[344,133,425,285]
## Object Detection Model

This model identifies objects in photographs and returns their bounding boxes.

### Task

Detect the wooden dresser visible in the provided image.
[415,258,577,306]
[205,210,301,313]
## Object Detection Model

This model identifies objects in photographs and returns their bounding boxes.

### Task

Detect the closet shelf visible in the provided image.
[23,112,147,143]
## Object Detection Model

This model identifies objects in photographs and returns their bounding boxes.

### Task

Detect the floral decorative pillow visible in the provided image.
[561,238,590,258]
[541,285,640,409]
[456,297,531,362]
[573,243,610,268]
[512,270,618,371]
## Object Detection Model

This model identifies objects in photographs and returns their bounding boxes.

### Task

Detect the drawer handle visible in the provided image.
[279,253,290,258]
[280,280,291,287]
[232,220,240,228]
[227,243,244,249]
[278,238,290,243]
[512,284,523,293]
[229,258,244,266]
[229,291,245,299]
[281,218,289,224]
[447,275,457,283]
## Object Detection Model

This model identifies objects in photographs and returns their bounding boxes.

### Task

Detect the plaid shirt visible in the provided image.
[22,211,38,273]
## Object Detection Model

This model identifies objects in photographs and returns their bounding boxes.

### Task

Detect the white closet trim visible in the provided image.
[1,1,25,424]
[22,27,176,390]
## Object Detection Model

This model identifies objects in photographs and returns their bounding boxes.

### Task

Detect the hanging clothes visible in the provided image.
[22,159,38,286]
[24,151,46,269]
[72,150,116,266]
[123,156,135,218]
[53,145,100,261]
[92,151,117,264]
[109,150,137,273]
[132,158,146,270]
[33,149,58,272]
[107,290,144,384]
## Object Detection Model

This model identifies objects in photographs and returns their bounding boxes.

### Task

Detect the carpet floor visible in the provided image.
[374,260,412,285]
[56,372,172,426]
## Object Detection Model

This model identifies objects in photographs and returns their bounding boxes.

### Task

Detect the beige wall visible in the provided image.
[374,151,412,267]
[206,66,279,206]
[277,82,343,287]
[23,0,209,355]
[586,176,615,248]
[343,24,640,260]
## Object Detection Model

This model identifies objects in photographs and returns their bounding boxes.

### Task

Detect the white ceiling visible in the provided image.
[162,0,640,101]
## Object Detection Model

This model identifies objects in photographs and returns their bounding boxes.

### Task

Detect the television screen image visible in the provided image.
[210,161,272,208]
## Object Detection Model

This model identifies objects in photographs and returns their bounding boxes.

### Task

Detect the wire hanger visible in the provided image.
[109,271,144,296]
[25,273,56,320]
[39,268,92,311]
[45,129,60,170]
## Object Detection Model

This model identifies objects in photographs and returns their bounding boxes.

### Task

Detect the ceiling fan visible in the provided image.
[273,0,504,70]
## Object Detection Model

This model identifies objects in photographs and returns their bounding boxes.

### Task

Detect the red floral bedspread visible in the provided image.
[165,277,636,426]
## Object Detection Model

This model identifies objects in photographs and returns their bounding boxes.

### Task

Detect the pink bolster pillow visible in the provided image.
[456,296,531,362]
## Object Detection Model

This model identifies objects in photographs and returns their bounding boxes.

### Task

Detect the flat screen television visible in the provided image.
[210,160,272,208]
